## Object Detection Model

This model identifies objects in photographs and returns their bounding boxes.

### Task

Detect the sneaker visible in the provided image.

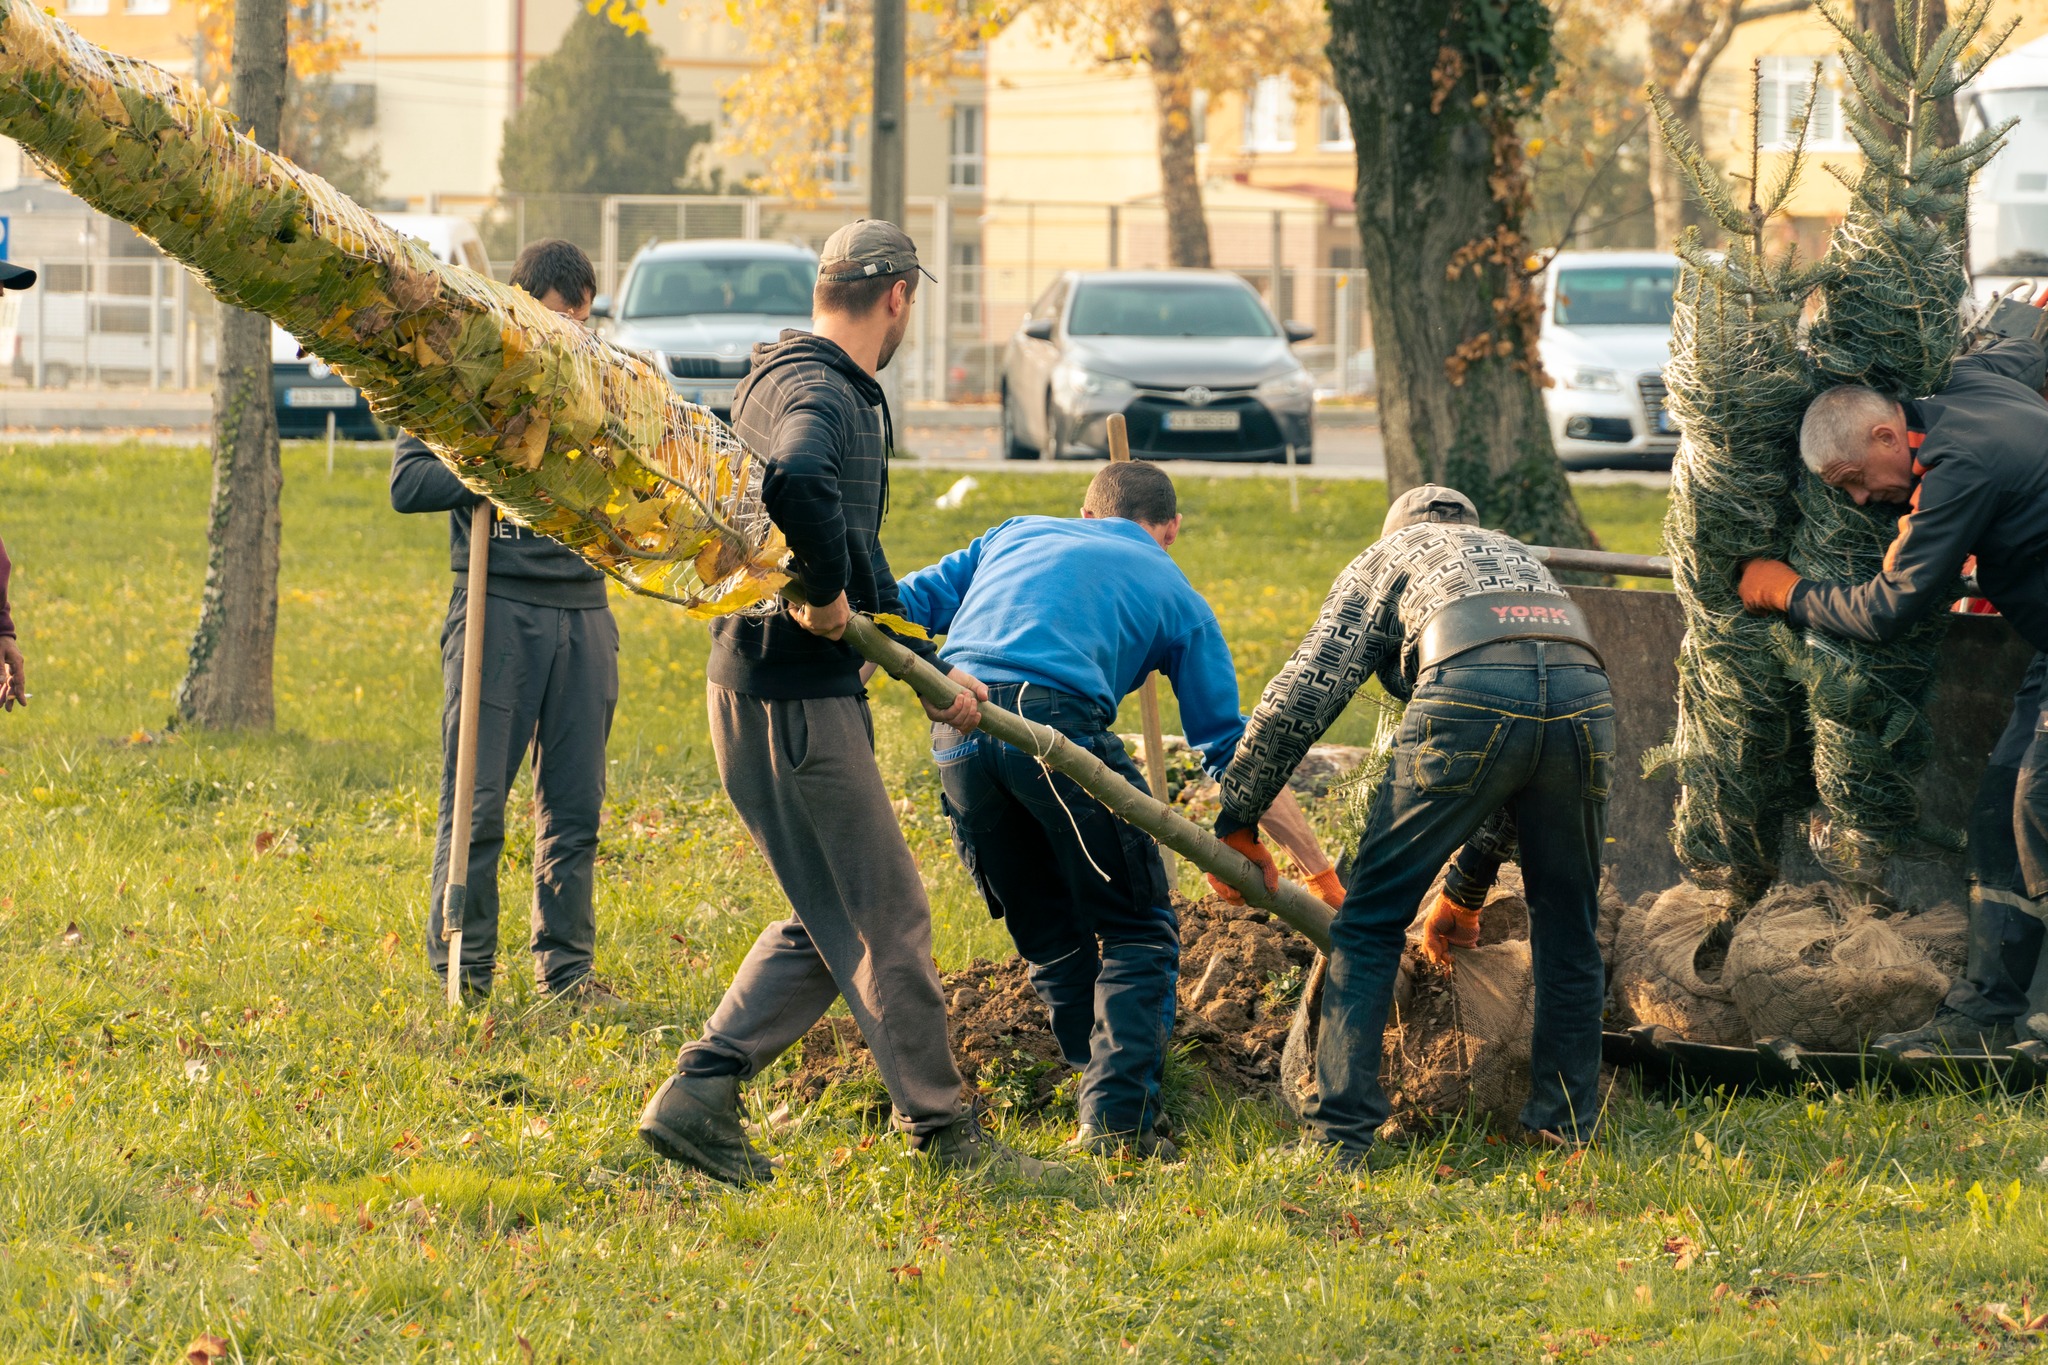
[1873,1008,2016,1060]
[637,1074,776,1187]
[909,1105,1053,1180]
[1062,1123,1181,1161]
[543,975,628,1008]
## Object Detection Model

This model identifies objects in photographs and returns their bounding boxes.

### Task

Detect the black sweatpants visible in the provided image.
[424,586,619,992]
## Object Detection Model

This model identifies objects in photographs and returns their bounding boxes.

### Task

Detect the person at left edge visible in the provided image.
[0,259,38,713]
[390,239,625,1008]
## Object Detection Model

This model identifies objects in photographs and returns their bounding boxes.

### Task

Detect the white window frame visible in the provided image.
[125,0,173,13]
[948,103,983,191]
[820,125,858,191]
[1317,83,1352,151]
[65,0,111,14]
[1192,90,1209,151]
[1243,76,1296,155]
[1757,55,1854,152]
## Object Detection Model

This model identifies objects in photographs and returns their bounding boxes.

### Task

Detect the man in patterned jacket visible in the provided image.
[1214,485,1615,1164]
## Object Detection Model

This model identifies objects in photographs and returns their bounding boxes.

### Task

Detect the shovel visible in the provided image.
[443,500,492,1008]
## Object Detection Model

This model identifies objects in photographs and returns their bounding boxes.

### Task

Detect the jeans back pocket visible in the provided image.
[1411,707,1507,795]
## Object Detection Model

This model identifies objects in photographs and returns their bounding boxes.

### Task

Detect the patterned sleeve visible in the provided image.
[1219,543,1405,833]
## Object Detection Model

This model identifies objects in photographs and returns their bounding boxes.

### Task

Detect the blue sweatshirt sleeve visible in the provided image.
[895,524,998,635]
[1159,610,1246,779]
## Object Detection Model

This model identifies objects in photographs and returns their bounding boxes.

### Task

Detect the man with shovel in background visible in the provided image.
[392,239,624,1008]
[1215,486,1616,1168]
[637,221,1049,1187]
[892,461,1344,1161]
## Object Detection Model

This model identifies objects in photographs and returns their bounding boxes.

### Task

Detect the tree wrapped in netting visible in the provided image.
[0,0,787,617]
[1648,77,1823,904]
[1784,0,2013,887]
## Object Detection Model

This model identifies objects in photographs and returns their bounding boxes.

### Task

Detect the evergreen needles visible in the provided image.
[0,0,790,618]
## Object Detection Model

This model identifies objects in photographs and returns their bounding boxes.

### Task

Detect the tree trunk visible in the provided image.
[174,0,288,731]
[1855,0,1957,148]
[1146,1,1211,268]
[1327,0,1591,547]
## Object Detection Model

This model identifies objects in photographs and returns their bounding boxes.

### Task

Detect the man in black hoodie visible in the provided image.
[638,221,1047,1185]
[391,240,621,1006]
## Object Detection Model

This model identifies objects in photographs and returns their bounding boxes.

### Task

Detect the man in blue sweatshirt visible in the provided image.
[897,461,1316,1157]
[390,239,621,1006]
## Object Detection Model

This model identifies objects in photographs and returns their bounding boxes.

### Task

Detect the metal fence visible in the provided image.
[1,192,1378,404]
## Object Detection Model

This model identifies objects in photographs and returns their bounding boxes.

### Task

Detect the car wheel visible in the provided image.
[42,362,73,389]
[1000,386,1037,460]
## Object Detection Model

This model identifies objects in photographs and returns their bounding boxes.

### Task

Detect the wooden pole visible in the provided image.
[842,613,1334,951]
[1107,412,1178,883]
[444,501,493,1007]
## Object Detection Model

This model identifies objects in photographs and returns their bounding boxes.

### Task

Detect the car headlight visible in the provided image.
[1052,361,1134,405]
[1563,366,1621,392]
[1254,368,1314,403]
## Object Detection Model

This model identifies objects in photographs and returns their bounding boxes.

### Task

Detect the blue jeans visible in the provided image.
[935,682,1178,1135]
[1948,651,2047,1025]
[1308,643,1614,1152]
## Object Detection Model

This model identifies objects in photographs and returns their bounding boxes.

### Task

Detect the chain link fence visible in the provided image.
[2,192,1376,405]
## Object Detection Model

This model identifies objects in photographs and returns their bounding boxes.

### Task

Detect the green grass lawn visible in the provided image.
[1,442,2042,1363]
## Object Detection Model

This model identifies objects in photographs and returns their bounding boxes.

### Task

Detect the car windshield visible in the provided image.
[1067,281,1276,337]
[1553,267,1677,326]
[622,257,817,319]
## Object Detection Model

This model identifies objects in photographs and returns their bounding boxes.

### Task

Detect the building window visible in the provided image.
[820,125,857,190]
[125,0,172,12]
[949,103,983,190]
[1243,76,1296,154]
[1318,84,1352,151]
[1758,55,1852,151]
[1192,90,1208,151]
[814,0,845,41]
[65,0,110,13]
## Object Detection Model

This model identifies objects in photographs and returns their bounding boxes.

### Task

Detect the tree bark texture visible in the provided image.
[842,613,1336,950]
[1327,0,1591,547]
[175,0,288,730]
[1146,1,1212,269]
[1854,0,1957,148]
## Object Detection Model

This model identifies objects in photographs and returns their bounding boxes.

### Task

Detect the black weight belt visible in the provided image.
[1414,591,1604,671]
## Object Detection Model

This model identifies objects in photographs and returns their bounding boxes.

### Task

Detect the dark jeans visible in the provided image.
[1308,643,1613,1152]
[935,682,1178,1135]
[1948,651,2048,1025]
[425,588,618,993]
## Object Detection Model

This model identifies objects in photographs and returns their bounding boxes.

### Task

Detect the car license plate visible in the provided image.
[285,386,357,408]
[1163,410,1240,432]
[696,387,736,408]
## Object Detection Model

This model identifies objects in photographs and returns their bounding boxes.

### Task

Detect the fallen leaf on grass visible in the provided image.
[391,1131,424,1156]
[1972,1302,2048,1335]
[522,1116,551,1139]
[253,830,278,855]
[1663,1234,1703,1270]
[888,1265,921,1282]
[1435,1164,1458,1180]
[183,1059,210,1084]
[1634,1284,1653,1305]
[518,1336,534,1363]
[379,931,401,959]
[1822,1157,1847,1177]
[183,1335,231,1364]
[829,1146,853,1169]
[60,923,84,947]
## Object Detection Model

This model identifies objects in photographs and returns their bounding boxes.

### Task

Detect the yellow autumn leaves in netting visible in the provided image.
[0,0,789,617]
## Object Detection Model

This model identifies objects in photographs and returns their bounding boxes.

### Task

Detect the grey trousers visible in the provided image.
[424,587,619,991]
[677,685,966,1135]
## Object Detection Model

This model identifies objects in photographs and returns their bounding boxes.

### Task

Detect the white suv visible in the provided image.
[1539,250,1680,470]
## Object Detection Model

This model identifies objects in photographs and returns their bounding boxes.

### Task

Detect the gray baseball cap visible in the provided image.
[1382,483,1480,535]
[818,219,936,284]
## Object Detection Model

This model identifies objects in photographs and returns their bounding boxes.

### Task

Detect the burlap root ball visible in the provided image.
[1723,882,1956,1051]
[1608,883,1751,1046]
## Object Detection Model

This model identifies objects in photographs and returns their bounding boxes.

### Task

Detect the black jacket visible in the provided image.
[707,330,938,698]
[389,434,608,610]
[1789,339,2048,651]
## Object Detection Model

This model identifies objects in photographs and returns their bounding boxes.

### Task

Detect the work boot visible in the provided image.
[909,1105,1052,1180]
[1062,1123,1180,1161]
[637,1074,776,1187]
[543,974,628,1009]
[1873,1007,2016,1060]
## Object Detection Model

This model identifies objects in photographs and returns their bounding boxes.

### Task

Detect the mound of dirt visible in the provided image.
[776,893,1318,1115]
[1724,883,1957,1050]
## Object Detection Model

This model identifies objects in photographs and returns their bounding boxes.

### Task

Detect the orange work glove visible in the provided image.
[1420,893,1482,971]
[1307,868,1346,910]
[1737,559,1802,614]
[1207,828,1279,905]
